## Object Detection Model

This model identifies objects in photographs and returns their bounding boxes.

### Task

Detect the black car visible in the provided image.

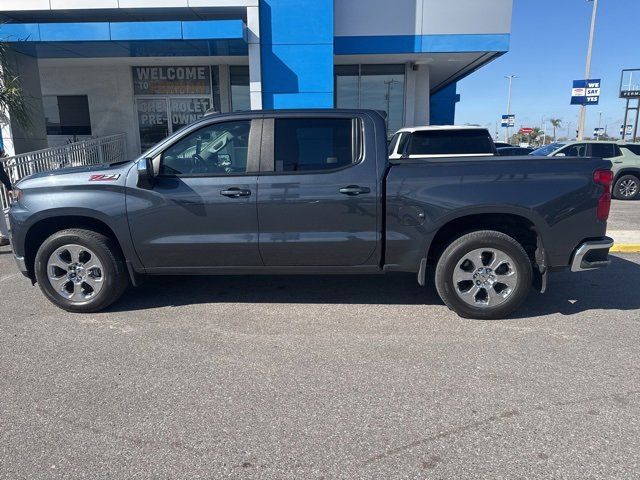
[496,146,534,156]
[493,141,513,149]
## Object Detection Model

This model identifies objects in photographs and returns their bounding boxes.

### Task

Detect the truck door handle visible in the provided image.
[220,187,251,198]
[339,185,371,196]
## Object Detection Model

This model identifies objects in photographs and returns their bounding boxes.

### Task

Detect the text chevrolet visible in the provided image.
[8,110,614,319]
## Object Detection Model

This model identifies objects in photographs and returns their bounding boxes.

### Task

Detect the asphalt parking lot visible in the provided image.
[1,246,639,479]
[609,199,640,231]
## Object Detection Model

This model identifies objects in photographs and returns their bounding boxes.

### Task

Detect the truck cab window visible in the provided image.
[160,120,250,176]
[274,118,357,172]
[406,129,494,156]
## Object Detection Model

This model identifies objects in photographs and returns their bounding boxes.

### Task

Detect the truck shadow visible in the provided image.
[111,255,640,319]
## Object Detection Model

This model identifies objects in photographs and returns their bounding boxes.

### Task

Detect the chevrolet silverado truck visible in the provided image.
[8,109,614,319]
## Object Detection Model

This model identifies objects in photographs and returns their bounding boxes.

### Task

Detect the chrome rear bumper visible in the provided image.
[571,237,614,272]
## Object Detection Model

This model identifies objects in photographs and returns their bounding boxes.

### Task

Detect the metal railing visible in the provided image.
[1,134,127,210]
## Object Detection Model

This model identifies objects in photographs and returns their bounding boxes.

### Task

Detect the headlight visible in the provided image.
[10,188,22,204]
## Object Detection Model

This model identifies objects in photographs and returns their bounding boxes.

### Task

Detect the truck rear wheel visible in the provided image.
[435,230,532,319]
[34,229,129,313]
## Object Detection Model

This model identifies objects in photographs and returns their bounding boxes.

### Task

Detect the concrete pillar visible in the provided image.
[404,63,430,127]
[5,51,47,154]
[218,64,231,113]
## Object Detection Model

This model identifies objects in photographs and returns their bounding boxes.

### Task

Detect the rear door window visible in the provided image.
[405,129,495,156]
[589,143,616,159]
[273,118,358,173]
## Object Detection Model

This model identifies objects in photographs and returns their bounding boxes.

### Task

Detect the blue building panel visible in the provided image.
[39,23,111,42]
[430,83,460,125]
[259,0,333,45]
[264,92,335,110]
[260,44,333,94]
[259,0,334,109]
[181,20,246,41]
[334,33,510,55]
[421,34,510,53]
[110,21,182,41]
[0,23,41,42]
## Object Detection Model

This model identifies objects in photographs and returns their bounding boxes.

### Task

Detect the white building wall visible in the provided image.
[39,62,139,158]
[335,0,512,37]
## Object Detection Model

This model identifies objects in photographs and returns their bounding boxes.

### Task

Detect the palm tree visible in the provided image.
[549,118,562,142]
[0,42,30,131]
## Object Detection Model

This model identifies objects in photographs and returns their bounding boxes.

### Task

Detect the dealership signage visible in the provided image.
[501,114,515,127]
[593,127,605,137]
[620,124,633,136]
[571,79,601,105]
[620,69,640,98]
[519,127,534,135]
[133,66,211,95]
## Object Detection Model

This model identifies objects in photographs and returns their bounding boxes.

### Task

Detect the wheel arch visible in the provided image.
[22,211,126,282]
[426,212,542,267]
[614,168,640,183]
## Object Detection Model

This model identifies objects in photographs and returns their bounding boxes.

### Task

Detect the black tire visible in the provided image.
[434,230,533,320]
[34,229,129,313]
[613,174,640,200]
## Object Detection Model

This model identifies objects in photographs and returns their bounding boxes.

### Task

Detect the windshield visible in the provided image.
[530,143,565,156]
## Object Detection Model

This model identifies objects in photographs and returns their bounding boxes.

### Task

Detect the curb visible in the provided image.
[611,244,640,253]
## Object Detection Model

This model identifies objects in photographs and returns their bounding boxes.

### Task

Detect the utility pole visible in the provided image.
[577,0,599,140]
[597,111,602,140]
[504,75,516,143]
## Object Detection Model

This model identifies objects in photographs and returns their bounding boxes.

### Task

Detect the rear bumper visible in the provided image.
[570,237,614,272]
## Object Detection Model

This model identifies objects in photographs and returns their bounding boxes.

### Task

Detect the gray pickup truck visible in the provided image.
[8,109,614,319]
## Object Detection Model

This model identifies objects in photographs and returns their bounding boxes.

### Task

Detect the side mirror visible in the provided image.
[137,157,155,189]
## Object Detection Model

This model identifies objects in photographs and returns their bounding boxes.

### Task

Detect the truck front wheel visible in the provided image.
[435,230,533,319]
[34,229,129,313]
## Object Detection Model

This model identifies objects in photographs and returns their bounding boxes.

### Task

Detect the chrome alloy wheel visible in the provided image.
[46,244,105,301]
[618,178,638,198]
[452,248,519,308]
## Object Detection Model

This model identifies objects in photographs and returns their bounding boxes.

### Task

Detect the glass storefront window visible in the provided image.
[230,66,250,111]
[170,98,212,132]
[335,64,405,137]
[133,66,220,152]
[137,98,169,153]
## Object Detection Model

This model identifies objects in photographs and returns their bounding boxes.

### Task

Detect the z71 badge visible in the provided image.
[89,174,121,181]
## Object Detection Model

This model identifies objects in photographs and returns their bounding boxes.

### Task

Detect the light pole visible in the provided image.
[577,0,599,140]
[597,111,602,140]
[384,79,400,131]
[504,75,516,143]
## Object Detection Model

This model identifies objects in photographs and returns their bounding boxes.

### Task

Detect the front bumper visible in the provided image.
[570,237,614,272]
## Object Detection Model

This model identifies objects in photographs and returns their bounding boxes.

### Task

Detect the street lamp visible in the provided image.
[577,0,599,140]
[504,75,517,143]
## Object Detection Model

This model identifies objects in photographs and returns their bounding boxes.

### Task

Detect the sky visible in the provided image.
[456,0,639,139]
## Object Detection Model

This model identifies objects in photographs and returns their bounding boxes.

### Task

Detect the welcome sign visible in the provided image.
[133,66,211,95]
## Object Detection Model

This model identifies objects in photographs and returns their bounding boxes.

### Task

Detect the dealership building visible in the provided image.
[0,0,512,157]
